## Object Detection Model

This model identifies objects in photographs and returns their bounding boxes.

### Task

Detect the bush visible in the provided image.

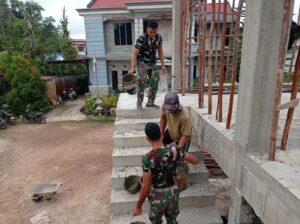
[83,95,119,116]
[0,52,52,115]
[84,96,96,115]
[101,95,118,110]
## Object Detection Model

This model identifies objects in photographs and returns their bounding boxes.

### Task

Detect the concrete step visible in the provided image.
[111,162,209,190]
[113,130,149,147]
[116,94,162,119]
[111,207,222,224]
[114,118,160,132]
[112,146,202,167]
[110,183,216,214]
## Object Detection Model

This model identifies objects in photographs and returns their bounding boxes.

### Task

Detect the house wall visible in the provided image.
[85,17,109,94]
[157,20,172,57]
[107,61,131,89]
[104,20,135,55]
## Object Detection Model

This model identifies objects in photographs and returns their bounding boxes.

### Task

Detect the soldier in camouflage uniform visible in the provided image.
[129,20,167,110]
[133,122,199,224]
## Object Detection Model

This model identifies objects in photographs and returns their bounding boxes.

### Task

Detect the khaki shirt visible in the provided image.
[161,106,192,141]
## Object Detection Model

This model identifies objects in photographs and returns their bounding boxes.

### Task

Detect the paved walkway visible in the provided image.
[46,97,86,122]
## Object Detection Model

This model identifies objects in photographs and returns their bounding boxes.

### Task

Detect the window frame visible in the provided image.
[114,22,133,46]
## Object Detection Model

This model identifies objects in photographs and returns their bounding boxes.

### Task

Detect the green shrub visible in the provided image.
[0,52,52,115]
[84,96,96,115]
[101,95,118,110]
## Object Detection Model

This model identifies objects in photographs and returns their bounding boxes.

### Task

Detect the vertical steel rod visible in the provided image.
[213,0,221,83]
[198,0,205,107]
[269,0,292,160]
[226,0,243,129]
[281,48,300,151]
[208,0,216,114]
[216,0,227,122]
[225,0,235,82]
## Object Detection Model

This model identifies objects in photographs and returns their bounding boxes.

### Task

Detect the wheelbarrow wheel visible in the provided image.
[31,194,43,203]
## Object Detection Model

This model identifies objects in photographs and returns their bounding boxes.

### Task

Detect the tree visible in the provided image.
[0,0,13,52]
[59,6,77,60]
[0,52,51,115]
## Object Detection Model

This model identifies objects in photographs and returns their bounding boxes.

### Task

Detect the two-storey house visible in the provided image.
[77,0,232,95]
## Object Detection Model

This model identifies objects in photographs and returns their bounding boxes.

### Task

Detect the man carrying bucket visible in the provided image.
[129,20,167,110]
[133,122,199,223]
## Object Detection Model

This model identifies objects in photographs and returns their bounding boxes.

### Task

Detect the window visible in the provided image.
[114,22,132,45]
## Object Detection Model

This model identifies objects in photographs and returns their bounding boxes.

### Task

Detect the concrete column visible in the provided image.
[235,0,286,153]
[228,188,261,224]
[171,0,181,91]
[139,18,143,36]
[134,18,144,41]
[134,18,140,41]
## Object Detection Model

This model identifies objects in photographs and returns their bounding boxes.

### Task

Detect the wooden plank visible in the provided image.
[276,98,299,111]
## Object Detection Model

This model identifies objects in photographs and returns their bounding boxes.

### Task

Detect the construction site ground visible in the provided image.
[0,121,114,224]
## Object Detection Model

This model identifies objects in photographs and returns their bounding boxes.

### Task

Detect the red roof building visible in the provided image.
[88,0,171,9]
[87,0,231,13]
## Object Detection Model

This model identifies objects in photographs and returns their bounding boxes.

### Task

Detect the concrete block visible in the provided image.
[114,118,160,132]
[110,207,222,224]
[112,146,202,167]
[111,162,209,190]
[113,130,149,147]
[110,182,216,214]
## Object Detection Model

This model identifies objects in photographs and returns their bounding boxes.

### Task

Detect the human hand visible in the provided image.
[162,66,167,74]
[133,206,142,216]
[129,68,135,75]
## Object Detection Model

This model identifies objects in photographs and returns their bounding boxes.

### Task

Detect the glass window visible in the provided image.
[114,22,132,45]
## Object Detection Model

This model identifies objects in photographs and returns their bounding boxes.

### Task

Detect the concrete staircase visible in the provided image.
[110,94,222,224]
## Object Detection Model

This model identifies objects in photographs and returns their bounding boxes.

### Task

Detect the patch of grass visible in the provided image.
[86,115,115,124]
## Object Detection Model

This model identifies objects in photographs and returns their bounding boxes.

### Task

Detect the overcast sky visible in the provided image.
[21,0,300,39]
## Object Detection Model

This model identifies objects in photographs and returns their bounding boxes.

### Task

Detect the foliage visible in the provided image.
[84,96,97,115]
[0,52,51,115]
[0,0,60,58]
[83,94,119,117]
[58,7,77,60]
[101,95,118,109]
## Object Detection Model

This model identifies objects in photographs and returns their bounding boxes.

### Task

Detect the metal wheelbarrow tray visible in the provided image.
[31,182,62,202]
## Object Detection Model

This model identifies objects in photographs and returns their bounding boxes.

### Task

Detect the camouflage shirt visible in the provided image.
[142,145,185,188]
[135,33,163,65]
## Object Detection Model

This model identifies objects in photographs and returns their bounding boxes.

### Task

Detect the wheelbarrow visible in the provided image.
[31,179,72,203]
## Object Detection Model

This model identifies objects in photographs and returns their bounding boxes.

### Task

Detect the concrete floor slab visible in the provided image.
[110,207,223,224]
[114,118,160,132]
[112,146,202,167]
[110,182,216,214]
[111,162,209,190]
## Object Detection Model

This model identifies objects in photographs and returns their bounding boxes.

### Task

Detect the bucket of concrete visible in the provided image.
[130,215,148,224]
[176,161,189,192]
[124,175,141,194]
[123,74,137,95]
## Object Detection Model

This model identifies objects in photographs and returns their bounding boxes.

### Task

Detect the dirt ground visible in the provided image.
[0,121,114,224]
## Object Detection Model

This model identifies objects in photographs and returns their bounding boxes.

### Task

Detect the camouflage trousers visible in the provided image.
[148,188,180,224]
[136,63,160,104]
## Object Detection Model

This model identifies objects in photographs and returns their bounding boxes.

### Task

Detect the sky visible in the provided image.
[21,0,300,40]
